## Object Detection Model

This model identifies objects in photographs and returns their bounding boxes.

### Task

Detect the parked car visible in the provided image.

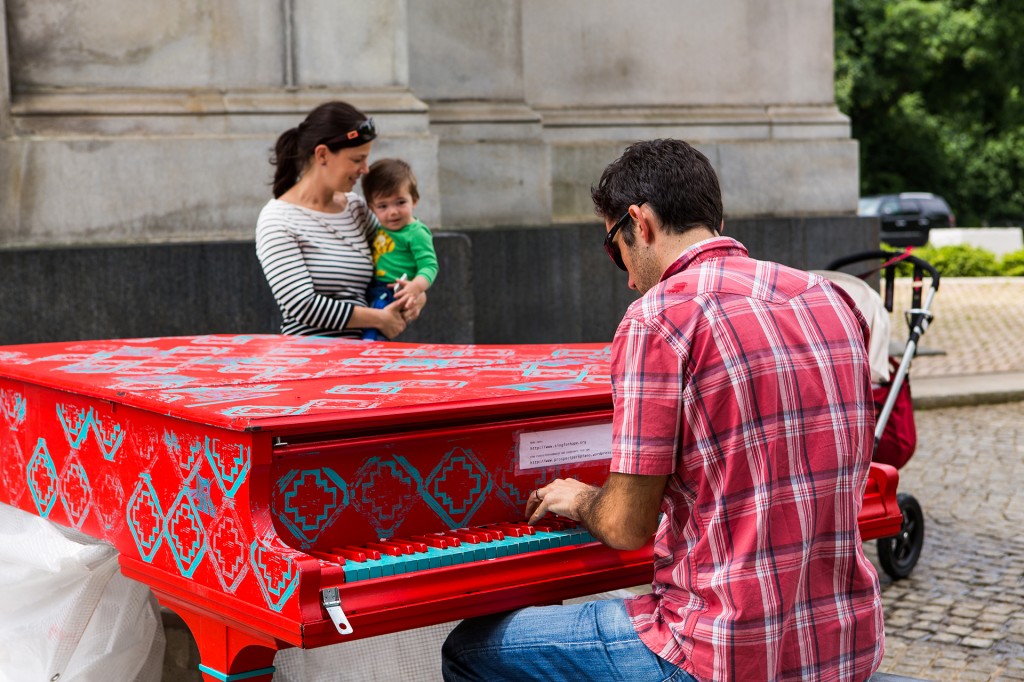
[858,192,956,247]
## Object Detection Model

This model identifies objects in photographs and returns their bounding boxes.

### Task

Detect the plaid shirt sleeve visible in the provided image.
[610,314,688,477]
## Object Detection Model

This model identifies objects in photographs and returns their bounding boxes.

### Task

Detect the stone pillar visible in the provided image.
[521,0,858,223]
[408,0,551,228]
[0,6,10,138]
[0,0,439,246]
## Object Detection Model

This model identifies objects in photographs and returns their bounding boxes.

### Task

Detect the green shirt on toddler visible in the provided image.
[370,218,439,285]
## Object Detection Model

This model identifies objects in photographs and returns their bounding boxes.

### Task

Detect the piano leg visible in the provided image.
[158,596,283,682]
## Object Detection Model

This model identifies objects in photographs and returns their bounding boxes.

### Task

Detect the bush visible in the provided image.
[883,242,1002,277]
[1002,249,1024,276]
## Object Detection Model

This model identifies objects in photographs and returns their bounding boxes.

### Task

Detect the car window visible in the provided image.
[880,199,900,215]
[897,199,921,214]
[858,197,882,216]
[920,198,951,213]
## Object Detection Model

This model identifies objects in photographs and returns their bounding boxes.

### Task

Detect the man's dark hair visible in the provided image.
[591,138,723,246]
[362,158,420,205]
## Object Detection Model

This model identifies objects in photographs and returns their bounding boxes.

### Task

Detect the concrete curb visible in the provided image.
[911,371,1024,410]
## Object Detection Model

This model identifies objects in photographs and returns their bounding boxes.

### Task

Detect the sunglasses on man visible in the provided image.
[603,201,646,271]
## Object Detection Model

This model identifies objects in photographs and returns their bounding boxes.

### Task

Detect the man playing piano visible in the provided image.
[442,139,884,681]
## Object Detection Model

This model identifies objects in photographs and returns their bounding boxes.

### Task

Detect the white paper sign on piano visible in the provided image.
[517,423,613,470]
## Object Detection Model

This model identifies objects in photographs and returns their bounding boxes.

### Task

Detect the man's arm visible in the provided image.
[525,472,667,550]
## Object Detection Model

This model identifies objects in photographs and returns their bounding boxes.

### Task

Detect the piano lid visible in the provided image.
[0,335,614,433]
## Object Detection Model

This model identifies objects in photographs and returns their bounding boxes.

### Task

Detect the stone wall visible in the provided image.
[0,0,871,345]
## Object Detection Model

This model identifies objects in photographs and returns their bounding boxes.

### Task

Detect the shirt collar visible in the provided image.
[660,236,748,282]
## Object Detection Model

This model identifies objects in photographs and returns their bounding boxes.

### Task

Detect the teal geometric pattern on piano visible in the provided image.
[276,467,349,548]
[56,403,93,449]
[164,430,203,485]
[55,402,125,461]
[208,503,249,593]
[250,538,300,612]
[127,473,165,562]
[204,436,250,498]
[422,447,492,529]
[27,438,58,518]
[91,413,125,461]
[59,451,91,529]
[96,469,125,534]
[352,456,419,539]
[165,487,207,578]
[0,437,26,506]
[495,463,564,511]
[0,387,26,430]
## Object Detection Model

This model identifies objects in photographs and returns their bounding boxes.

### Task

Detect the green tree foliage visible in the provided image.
[836,0,1024,225]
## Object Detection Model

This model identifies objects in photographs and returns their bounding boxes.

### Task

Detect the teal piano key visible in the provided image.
[342,562,371,582]
[339,525,602,583]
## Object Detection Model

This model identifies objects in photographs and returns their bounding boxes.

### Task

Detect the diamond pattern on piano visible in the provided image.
[208,503,249,593]
[352,456,418,538]
[59,451,92,529]
[422,447,492,529]
[164,430,203,485]
[127,473,164,562]
[276,468,349,547]
[56,403,93,449]
[91,413,125,461]
[0,388,26,430]
[189,474,216,517]
[27,438,58,518]
[95,469,125,534]
[203,436,250,499]
[0,437,26,505]
[495,464,562,512]
[250,539,300,612]
[165,487,208,578]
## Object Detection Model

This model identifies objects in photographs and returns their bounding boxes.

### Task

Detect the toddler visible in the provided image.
[361,158,438,340]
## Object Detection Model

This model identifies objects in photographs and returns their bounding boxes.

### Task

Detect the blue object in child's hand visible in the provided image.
[362,284,394,341]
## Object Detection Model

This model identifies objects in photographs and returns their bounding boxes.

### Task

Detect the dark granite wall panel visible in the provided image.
[0,217,875,346]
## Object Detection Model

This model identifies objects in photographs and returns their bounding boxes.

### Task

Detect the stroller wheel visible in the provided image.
[877,492,925,580]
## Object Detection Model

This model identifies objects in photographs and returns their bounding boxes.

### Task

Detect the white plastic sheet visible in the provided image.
[0,505,165,682]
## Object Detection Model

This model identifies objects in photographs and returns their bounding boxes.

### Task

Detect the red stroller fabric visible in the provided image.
[872,365,917,469]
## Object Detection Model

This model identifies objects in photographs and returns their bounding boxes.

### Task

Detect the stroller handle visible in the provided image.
[825,249,941,291]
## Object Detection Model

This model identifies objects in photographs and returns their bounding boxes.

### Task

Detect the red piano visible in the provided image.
[0,334,903,682]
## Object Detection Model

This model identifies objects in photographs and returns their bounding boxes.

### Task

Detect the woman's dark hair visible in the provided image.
[590,138,723,246]
[362,158,420,205]
[270,101,374,198]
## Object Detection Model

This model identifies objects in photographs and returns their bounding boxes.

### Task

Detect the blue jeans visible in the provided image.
[441,598,696,682]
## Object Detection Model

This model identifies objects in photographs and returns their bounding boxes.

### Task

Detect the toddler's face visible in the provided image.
[370,186,417,231]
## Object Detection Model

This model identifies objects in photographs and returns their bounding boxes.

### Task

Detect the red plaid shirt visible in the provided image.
[611,238,884,682]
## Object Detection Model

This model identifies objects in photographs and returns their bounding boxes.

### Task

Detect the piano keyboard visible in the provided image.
[310,519,595,583]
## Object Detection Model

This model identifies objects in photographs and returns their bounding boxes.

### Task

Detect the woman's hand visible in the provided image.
[375,299,408,339]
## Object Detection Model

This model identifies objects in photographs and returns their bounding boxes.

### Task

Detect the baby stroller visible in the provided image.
[819,249,940,580]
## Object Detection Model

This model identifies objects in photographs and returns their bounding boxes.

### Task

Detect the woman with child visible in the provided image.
[256,100,430,340]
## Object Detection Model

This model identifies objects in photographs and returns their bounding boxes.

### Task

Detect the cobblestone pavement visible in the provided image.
[867,401,1024,681]
[889,277,1024,377]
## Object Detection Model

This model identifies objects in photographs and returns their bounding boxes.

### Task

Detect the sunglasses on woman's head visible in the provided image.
[323,118,377,149]
[603,201,645,271]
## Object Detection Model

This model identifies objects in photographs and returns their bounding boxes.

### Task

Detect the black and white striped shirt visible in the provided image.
[255,196,379,337]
